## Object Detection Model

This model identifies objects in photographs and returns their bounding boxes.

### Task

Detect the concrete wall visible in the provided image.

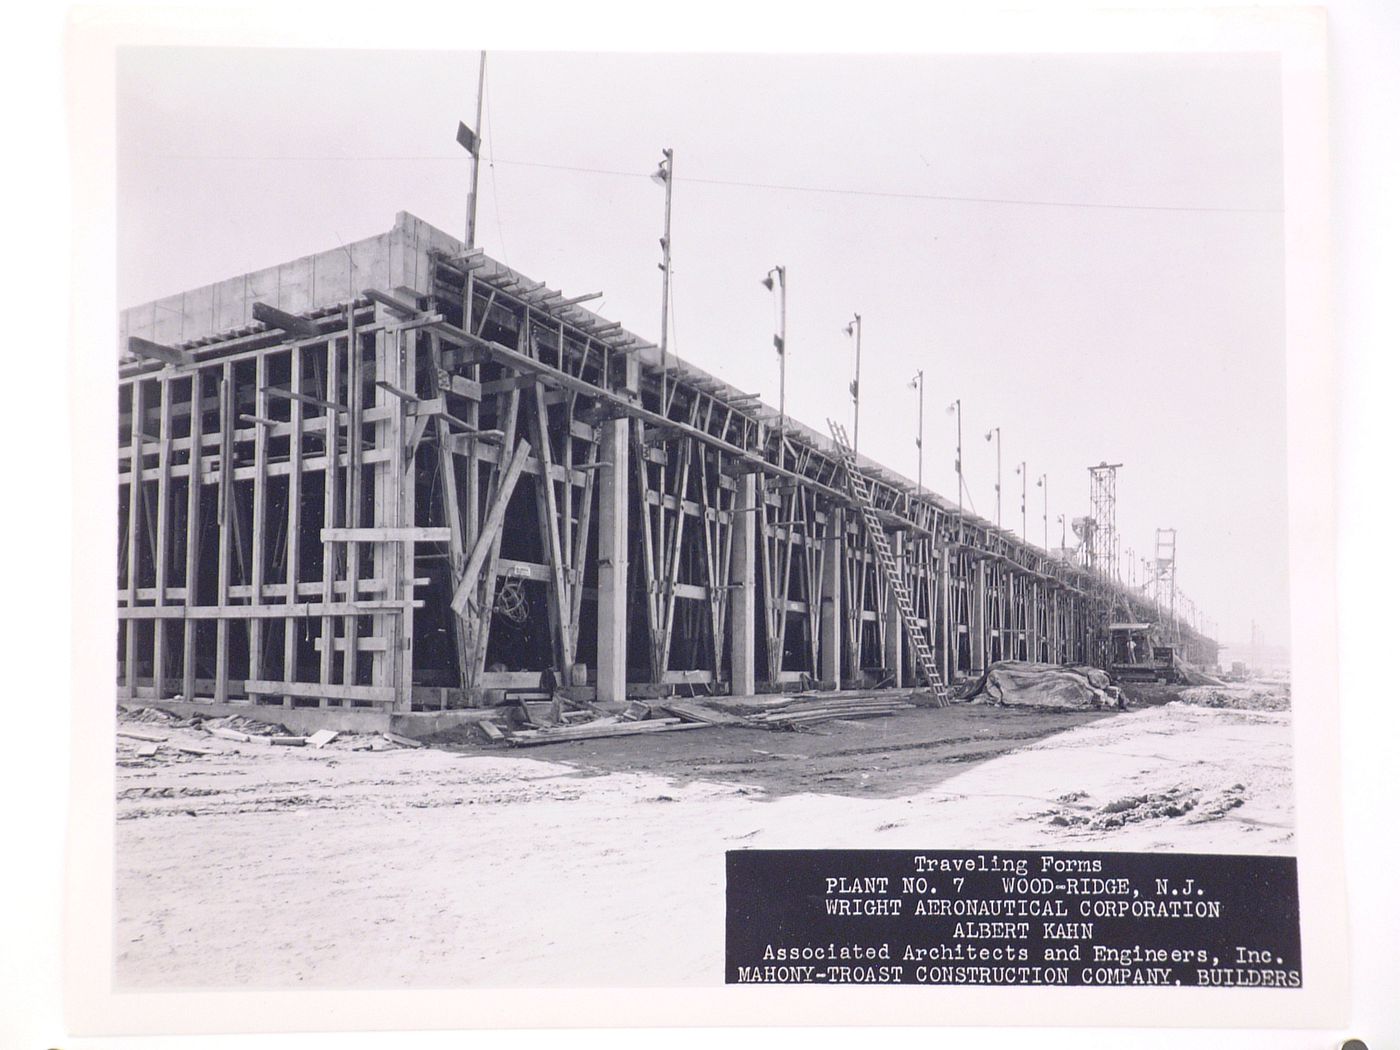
[120,212,459,350]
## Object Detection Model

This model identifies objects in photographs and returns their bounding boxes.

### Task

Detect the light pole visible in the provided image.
[1036,473,1047,549]
[1015,461,1027,542]
[984,426,1001,528]
[948,399,963,523]
[844,313,862,460]
[1057,513,1067,554]
[652,148,674,414]
[761,265,787,461]
[908,370,924,498]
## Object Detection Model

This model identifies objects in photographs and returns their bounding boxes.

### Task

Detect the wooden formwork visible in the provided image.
[118,212,1216,715]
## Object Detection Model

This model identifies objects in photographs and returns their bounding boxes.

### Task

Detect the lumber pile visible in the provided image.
[742,694,915,729]
[507,716,707,747]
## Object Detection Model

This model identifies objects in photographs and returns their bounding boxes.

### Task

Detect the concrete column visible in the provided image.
[819,509,843,689]
[596,417,629,703]
[882,530,903,686]
[729,473,757,696]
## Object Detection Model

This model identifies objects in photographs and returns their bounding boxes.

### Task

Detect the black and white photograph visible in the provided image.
[36,4,1388,1042]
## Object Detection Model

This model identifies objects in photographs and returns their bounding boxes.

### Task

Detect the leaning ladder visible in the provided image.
[828,420,951,706]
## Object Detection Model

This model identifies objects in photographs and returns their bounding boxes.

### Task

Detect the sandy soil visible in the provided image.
[112,698,1294,989]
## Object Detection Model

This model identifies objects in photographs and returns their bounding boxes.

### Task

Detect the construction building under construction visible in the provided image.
[117,212,1217,716]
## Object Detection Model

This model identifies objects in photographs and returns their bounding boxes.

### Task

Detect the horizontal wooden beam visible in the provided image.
[118,600,418,620]
[127,336,190,368]
[363,287,420,316]
[263,385,349,414]
[321,527,452,543]
[245,679,397,703]
[252,301,322,339]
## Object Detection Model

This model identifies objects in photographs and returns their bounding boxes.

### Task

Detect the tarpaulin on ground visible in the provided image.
[966,661,1118,710]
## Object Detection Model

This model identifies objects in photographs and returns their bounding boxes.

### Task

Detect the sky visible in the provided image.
[116,47,1288,647]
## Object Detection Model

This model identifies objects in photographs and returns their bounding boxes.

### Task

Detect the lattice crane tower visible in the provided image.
[1087,462,1122,582]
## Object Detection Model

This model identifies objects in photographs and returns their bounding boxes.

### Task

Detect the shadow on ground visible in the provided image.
[442,703,1116,801]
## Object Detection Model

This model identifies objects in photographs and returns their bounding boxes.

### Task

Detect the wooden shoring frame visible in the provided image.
[755,443,828,687]
[116,307,429,710]
[631,394,703,683]
[693,427,738,685]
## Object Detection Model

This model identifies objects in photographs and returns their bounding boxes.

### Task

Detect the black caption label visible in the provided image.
[726,850,1300,987]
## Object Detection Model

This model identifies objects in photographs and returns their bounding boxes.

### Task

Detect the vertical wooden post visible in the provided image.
[124,380,145,698]
[319,336,342,698]
[882,529,903,687]
[970,558,987,674]
[181,373,204,700]
[151,376,174,698]
[283,344,303,684]
[214,366,234,703]
[596,415,629,703]
[729,472,756,696]
[819,508,842,689]
[394,329,416,710]
[938,549,952,681]
[248,352,269,687]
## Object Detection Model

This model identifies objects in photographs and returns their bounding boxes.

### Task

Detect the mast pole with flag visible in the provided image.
[458,51,487,250]
[652,148,674,414]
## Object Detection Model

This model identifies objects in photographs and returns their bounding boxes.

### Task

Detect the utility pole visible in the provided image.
[909,370,924,498]
[652,148,674,413]
[985,426,1001,528]
[458,51,487,250]
[845,313,862,460]
[762,266,787,463]
[949,399,963,525]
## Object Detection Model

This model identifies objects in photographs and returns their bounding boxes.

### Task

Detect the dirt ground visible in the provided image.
[112,692,1295,989]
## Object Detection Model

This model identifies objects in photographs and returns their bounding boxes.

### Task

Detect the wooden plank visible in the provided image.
[124,380,144,695]
[128,336,190,368]
[364,287,419,316]
[245,679,397,703]
[508,721,707,747]
[283,343,304,686]
[119,600,417,620]
[214,367,233,702]
[344,313,364,687]
[321,526,451,543]
[657,701,745,726]
[116,729,166,743]
[391,328,417,709]
[151,378,174,697]
[428,336,473,693]
[181,373,204,701]
[319,335,343,694]
[264,384,349,414]
[253,301,322,339]
[248,353,269,686]
[528,384,574,670]
[480,374,538,397]
[314,635,389,652]
[450,438,531,616]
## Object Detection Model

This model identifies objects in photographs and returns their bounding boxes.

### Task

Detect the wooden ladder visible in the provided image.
[828,420,951,707]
